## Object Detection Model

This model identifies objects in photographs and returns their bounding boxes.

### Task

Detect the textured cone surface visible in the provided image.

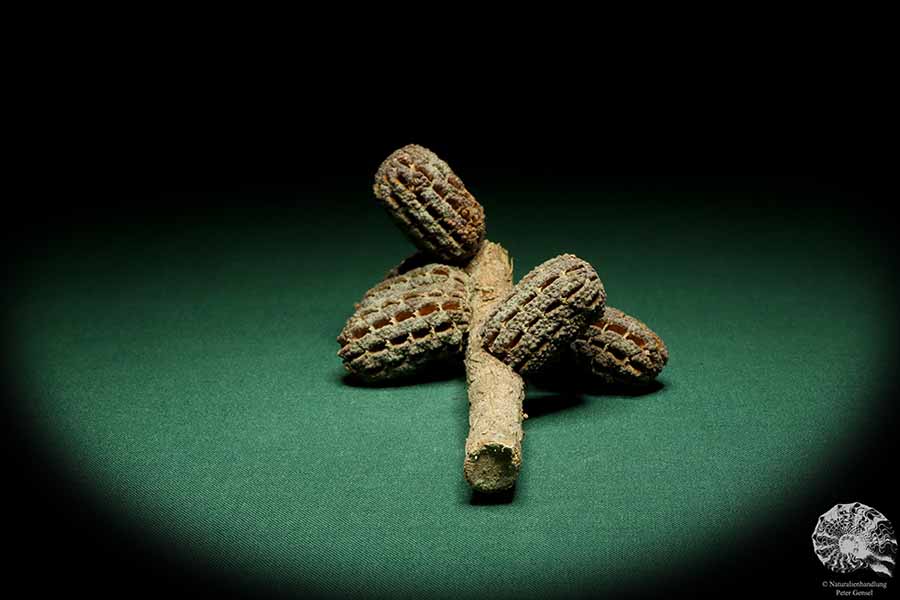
[482,254,605,376]
[337,264,472,383]
[571,306,669,385]
[373,144,486,262]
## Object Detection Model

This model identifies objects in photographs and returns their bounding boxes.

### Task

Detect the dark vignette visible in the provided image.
[5,124,897,600]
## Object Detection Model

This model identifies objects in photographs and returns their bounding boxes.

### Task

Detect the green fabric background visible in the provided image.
[12,185,896,598]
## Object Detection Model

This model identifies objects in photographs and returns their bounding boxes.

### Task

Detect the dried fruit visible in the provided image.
[337,264,472,383]
[571,306,668,385]
[373,144,486,262]
[481,254,605,376]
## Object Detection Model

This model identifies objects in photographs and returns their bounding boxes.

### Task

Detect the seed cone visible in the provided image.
[571,306,668,385]
[374,144,485,262]
[482,254,605,376]
[337,264,472,383]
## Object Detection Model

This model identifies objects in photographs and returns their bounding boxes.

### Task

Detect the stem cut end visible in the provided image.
[464,443,520,493]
